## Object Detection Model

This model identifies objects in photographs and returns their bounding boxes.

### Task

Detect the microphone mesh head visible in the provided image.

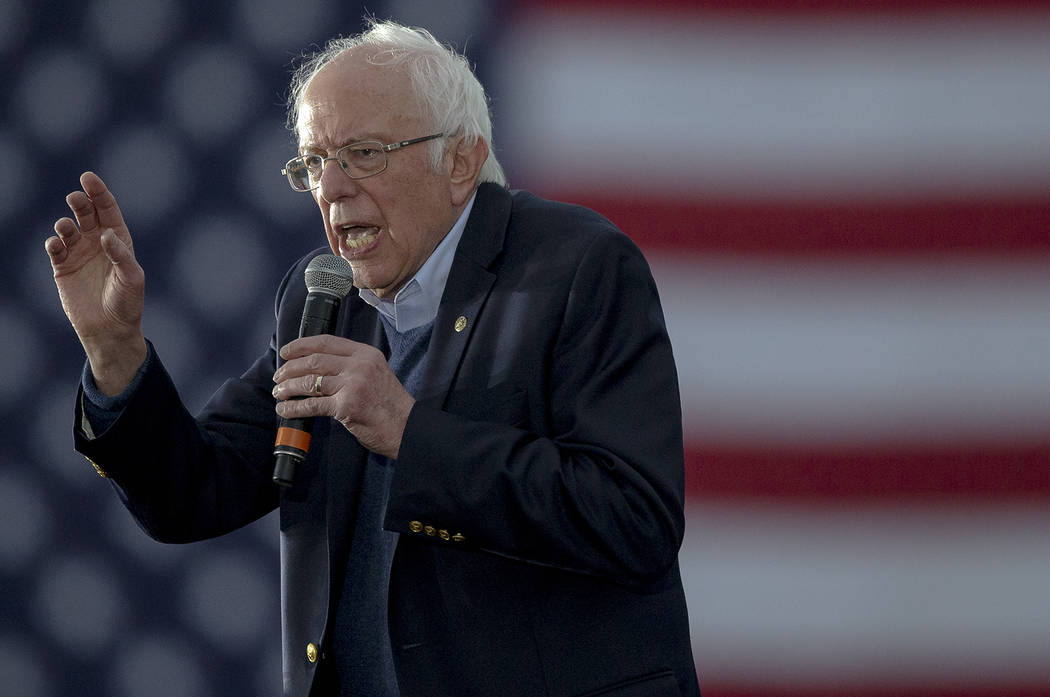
[304,254,354,298]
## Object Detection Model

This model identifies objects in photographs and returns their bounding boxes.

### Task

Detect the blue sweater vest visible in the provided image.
[329,317,433,696]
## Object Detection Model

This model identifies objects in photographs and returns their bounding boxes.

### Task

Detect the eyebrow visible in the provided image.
[298,134,384,157]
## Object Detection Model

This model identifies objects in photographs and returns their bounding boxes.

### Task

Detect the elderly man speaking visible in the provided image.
[45,18,700,697]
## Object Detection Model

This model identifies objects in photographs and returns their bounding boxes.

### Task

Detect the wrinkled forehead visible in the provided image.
[297,49,420,140]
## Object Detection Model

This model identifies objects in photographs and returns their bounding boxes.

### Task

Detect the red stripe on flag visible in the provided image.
[685,445,1050,501]
[551,194,1050,255]
[700,685,1050,697]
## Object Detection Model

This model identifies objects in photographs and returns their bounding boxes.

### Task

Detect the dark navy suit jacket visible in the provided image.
[75,183,701,697]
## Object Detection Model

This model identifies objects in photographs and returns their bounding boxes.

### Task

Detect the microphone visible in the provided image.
[272,254,354,487]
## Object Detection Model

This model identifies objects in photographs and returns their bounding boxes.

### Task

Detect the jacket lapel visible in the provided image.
[419,183,511,409]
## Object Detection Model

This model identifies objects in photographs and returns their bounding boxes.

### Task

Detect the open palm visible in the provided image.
[46,172,147,393]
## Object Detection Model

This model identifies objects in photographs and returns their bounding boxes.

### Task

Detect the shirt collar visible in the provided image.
[359,191,476,332]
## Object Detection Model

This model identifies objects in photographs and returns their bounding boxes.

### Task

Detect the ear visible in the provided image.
[448,135,489,206]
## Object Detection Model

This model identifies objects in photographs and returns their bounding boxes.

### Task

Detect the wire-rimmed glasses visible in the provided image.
[282,133,445,192]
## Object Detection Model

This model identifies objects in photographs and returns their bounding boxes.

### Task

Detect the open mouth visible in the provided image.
[338,225,380,252]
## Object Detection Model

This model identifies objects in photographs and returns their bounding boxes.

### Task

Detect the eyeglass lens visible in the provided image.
[285,142,388,191]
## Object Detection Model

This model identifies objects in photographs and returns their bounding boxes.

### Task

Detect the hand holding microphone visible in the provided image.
[272,254,354,486]
[272,254,418,486]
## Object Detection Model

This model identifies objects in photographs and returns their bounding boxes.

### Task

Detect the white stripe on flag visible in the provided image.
[651,253,1050,446]
[682,501,1050,686]
[495,9,1050,199]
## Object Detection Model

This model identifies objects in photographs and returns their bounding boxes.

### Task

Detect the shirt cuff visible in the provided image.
[80,341,154,436]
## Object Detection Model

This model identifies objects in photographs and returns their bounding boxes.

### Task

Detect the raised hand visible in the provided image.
[46,171,147,396]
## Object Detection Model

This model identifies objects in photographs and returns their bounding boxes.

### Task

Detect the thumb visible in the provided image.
[99,228,143,289]
[99,228,133,266]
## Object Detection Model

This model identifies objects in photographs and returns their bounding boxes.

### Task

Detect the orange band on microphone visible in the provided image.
[275,426,311,452]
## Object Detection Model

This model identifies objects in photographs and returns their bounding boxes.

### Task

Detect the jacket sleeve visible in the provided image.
[70,261,310,543]
[386,228,686,586]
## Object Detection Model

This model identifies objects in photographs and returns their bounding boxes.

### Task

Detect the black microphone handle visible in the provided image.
[298,294,341,336]
[272,290,343,487]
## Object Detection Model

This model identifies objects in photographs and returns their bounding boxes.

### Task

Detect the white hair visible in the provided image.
[287,19,507,186]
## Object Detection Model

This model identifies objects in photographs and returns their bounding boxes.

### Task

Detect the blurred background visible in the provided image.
[2,0,1049,695]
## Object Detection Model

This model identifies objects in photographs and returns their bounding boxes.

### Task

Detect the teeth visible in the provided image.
[341,227,378,249]
[345,234,376,249]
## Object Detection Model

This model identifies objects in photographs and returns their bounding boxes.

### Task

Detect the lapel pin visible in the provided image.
[454,315,468,332]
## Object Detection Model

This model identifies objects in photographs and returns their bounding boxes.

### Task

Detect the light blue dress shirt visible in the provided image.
[357,192,476,332]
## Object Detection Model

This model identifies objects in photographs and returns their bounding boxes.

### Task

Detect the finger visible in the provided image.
[53,216,80,240]
[44,235,68,265]
[272,374,334,412]
[307,373,326,396]
[276,373,327,398]
[66,189,100,235]
[279,334,360,361]
[49,218,83,265]
[272,350,343,388]
[274,352,322,381]
[275,395,329,420]
[80,171,129,236]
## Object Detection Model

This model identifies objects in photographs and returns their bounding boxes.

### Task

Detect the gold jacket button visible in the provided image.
[438,529,450,541]
[409,521,423,533]
[452,533,466,543]
[306,642,319,663]
[424,525,437,537]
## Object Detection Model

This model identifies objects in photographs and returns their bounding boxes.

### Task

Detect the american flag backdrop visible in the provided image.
[2,1,1048,696]
[496,1,1050,695]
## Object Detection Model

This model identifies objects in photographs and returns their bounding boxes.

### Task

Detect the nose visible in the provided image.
[317,157,359,204]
